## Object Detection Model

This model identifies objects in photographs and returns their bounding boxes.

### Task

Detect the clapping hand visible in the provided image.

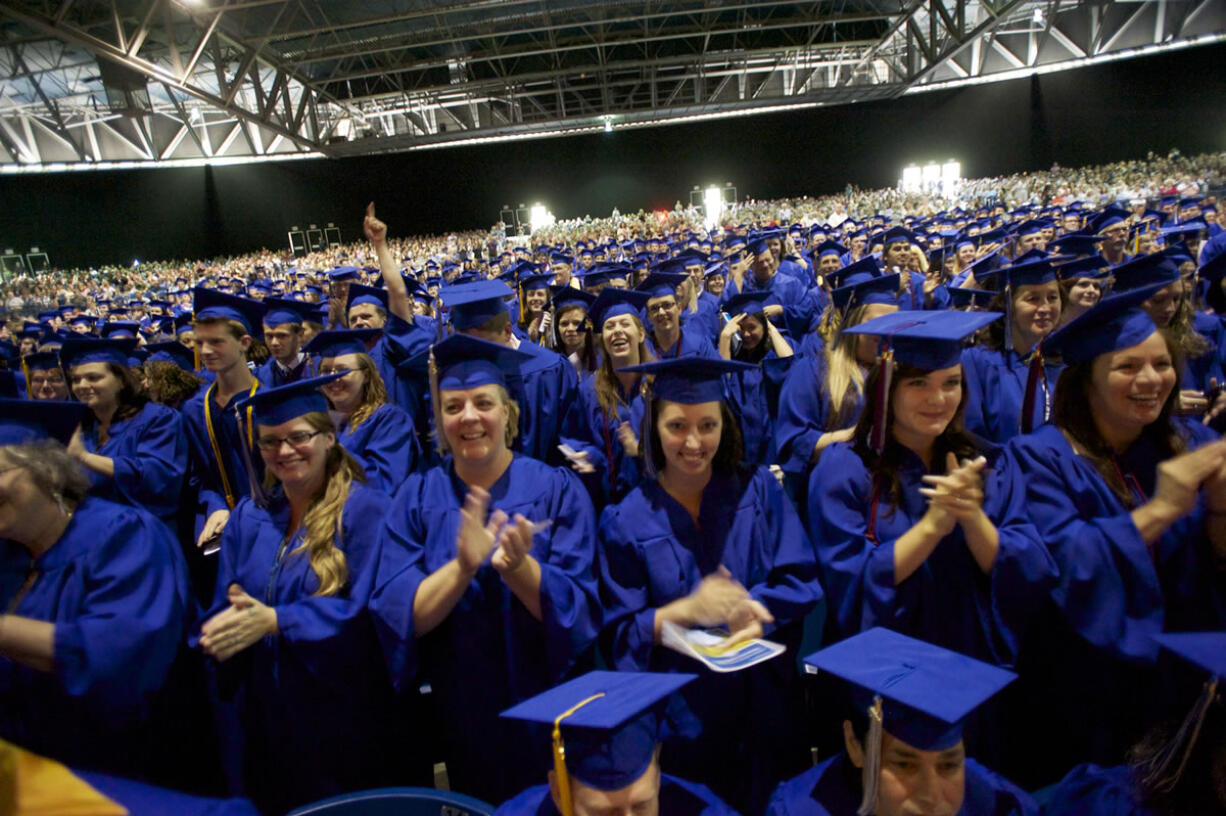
[199,584,277,662]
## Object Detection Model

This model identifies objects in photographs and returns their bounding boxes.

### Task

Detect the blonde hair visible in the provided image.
[261,412,367,597]
[341,353,389,431]
[823,303,874,429]
[432,384,521,454]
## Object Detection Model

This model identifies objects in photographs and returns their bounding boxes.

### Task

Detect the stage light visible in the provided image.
[922,164,941,188]
[703,186,723,229]
[941,161,962,196]
[603,117,614,133]
[901,165,921,192]
[529,204,554,232]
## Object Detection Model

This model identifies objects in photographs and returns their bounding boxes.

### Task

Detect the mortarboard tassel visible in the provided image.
[551,692,607,816]
[428,347,446,457]
[1003,282,1013,354]
[1138,678,1219,793]
[641,377,658,481]
[1020,343,1044,434]
[234,400,268,509]
[857,695,884,816]
[870,348,894,455]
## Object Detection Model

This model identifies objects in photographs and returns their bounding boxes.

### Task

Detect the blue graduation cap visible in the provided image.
[826,257,881,290]
[1054,255,1110,281]
[440,280,515,330]
[1142,631,1226,792]
[262,297,317,328]
[142,341,196,372]
[1153,632,1226,679]
[345,283,388,314]
[1047,232,1106,256]
[193,287,266,339]
[805,628,1015,812]
[1089,205,1131,233]
[328,265,360,282]
[1109,248,1182,293]
[1043,282,1167,365]
[59,336,139,370]
[588,288,649,329]
[722,291,772,317]
[1013,219,1045,238]
[703,262,727,280]
[550,286,597,313]
[1160,221,1208,242]
[501,671,696,795]
[174,313,194,334]
[235,373,345,427]
[303,328,381,359]
[519,272,554,292]
[813,240,847,260]
[101,321,141,339]
[881,226,918,247]
[635,271,687,300]
[831,272,900,314]
[430,333,531,393]
[0,398,86,446]
[948,287,995,310]
[620,357,753,405]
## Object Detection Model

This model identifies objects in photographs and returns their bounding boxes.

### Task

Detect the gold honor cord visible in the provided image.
[203,380,259,509]
[551,692,607,816]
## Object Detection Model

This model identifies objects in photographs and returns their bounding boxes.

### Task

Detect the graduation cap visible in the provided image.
[439,280,515,330]
[1042,282,1167,365]
[1160,221,1208,242]
[948,287,995,310]
[844,310,1001,451]
[635,271,687,301]
[1012,219,1046,238]
[235,373,345,427]
[143,341,196,372]
[59,336,139,370]
[1054,255,1110,281]
[0,398,86,446]
[21,351,61,372]
[1109,248,1182,294]
[1089,205,1131,234]
[345,283,389,315]
[805,628,1016,815]
[519,272,554,292]
[328,265,360,282]
[703,262,728,280]
[975,259,1058,354]
[426,334,532,455]
[501,671,696,802]
[550,286,597,314]
[827,257,881,290]
[193,287,266,339]
[588,288,649,329]
[1047,232,1106,256]
[263,297,317,328]
[304,328,382,359]
[831,272,900,315]
[100,321,141,339]
[722,291,772,317]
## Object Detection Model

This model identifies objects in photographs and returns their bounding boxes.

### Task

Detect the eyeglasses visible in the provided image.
[646,301,677,315]
[256,430,324,452]
[318,366,357,377]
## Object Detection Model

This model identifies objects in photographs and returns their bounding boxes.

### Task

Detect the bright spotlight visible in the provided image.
[703,186,723,229]
[901,165,921,193]
[922,164,941,188]
[603,117,613,133]
[529,204,554,232]
[941,161,962,196]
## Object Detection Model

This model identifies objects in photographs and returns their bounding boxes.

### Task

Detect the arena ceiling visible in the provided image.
[0,0,1222,170]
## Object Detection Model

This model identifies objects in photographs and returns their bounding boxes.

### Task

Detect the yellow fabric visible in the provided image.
[5,742,126,816]
[550,692,607,816]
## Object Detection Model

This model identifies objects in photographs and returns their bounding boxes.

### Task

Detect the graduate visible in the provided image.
[806,310,1055,669]
[766,628,1037,816]
[558,288,652,507]
[597,356,823,814]
[182,287,267,548]
[775,274,899,498]
[253,296,317,387]
[1003,286,1226,786]
[21,350,69,400]
[637,271,718,359]
[370,334,601,805]
[305,327,419,490]
[1044,631,1226,816]
[140,340,206,409]
[960,258,1066,443]
[196,375,399,815]
[545,285,599,377]
[716,291,795,466]
[496,671,738,816]
[0,399,195,780]
[59,335,188,529]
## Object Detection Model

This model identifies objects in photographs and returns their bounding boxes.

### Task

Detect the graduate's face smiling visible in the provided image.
[524,288,549,315]
[956,245,976,266]
[1067,278,1101,309]
[1141,281,1181,329]
[656,400,721,476]
[602,314,643,364]
[884,241,911,270]
[645,296,678,334]
[890,365,963,450]
[194,322,249,372]
[320,353,366,415]
[1089,331,1175,436]
[1011,281,1061,346]
[557,308,587,353]
[258,417,333,488]
[29,368,69,401]
[441,385,510,463]
[70,362,122,414]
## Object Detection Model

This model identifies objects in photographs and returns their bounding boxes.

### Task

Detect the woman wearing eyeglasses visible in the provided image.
[305,328,420,490]
[197,374,399,815]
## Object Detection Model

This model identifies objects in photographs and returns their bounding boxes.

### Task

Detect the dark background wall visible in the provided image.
[2,42,1224,269]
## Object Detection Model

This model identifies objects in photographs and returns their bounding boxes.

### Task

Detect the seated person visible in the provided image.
[767,628,1036,816]
[496,670,738,816]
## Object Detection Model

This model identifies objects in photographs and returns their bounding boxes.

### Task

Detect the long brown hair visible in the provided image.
[852,361,980,511]
[339,353,389,431]
[551,304,599,373]
[261,412,367,597]
[1052,329,1185,507]
[594,314,653,420]
[74,362,148,426]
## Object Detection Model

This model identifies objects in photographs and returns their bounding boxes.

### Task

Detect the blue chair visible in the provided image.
[288,787,496,816]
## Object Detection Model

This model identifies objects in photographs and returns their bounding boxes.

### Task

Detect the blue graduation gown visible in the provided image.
[1043,764,1152,816]
[80,401,188,527]
[0,498,191,778]
[738,272,821,339]
[682,297,721,343]
[1184,311,1224,392]
[774,352,863,482]
[806,441,1055,668]
[370,456,601,805]
[648,326,718,360]
[337,402,419,491]
[558,372,646,507]
[765,754,1037,816]
[254,354,317,388]
[724,352,794,467]
[496,774,740,816]
[203,483,398,815]
[1000,420,1224,785]
[961,346,1064,444]
[598,466,822,812]
[511,340,582,465]
[183,382,263,525]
